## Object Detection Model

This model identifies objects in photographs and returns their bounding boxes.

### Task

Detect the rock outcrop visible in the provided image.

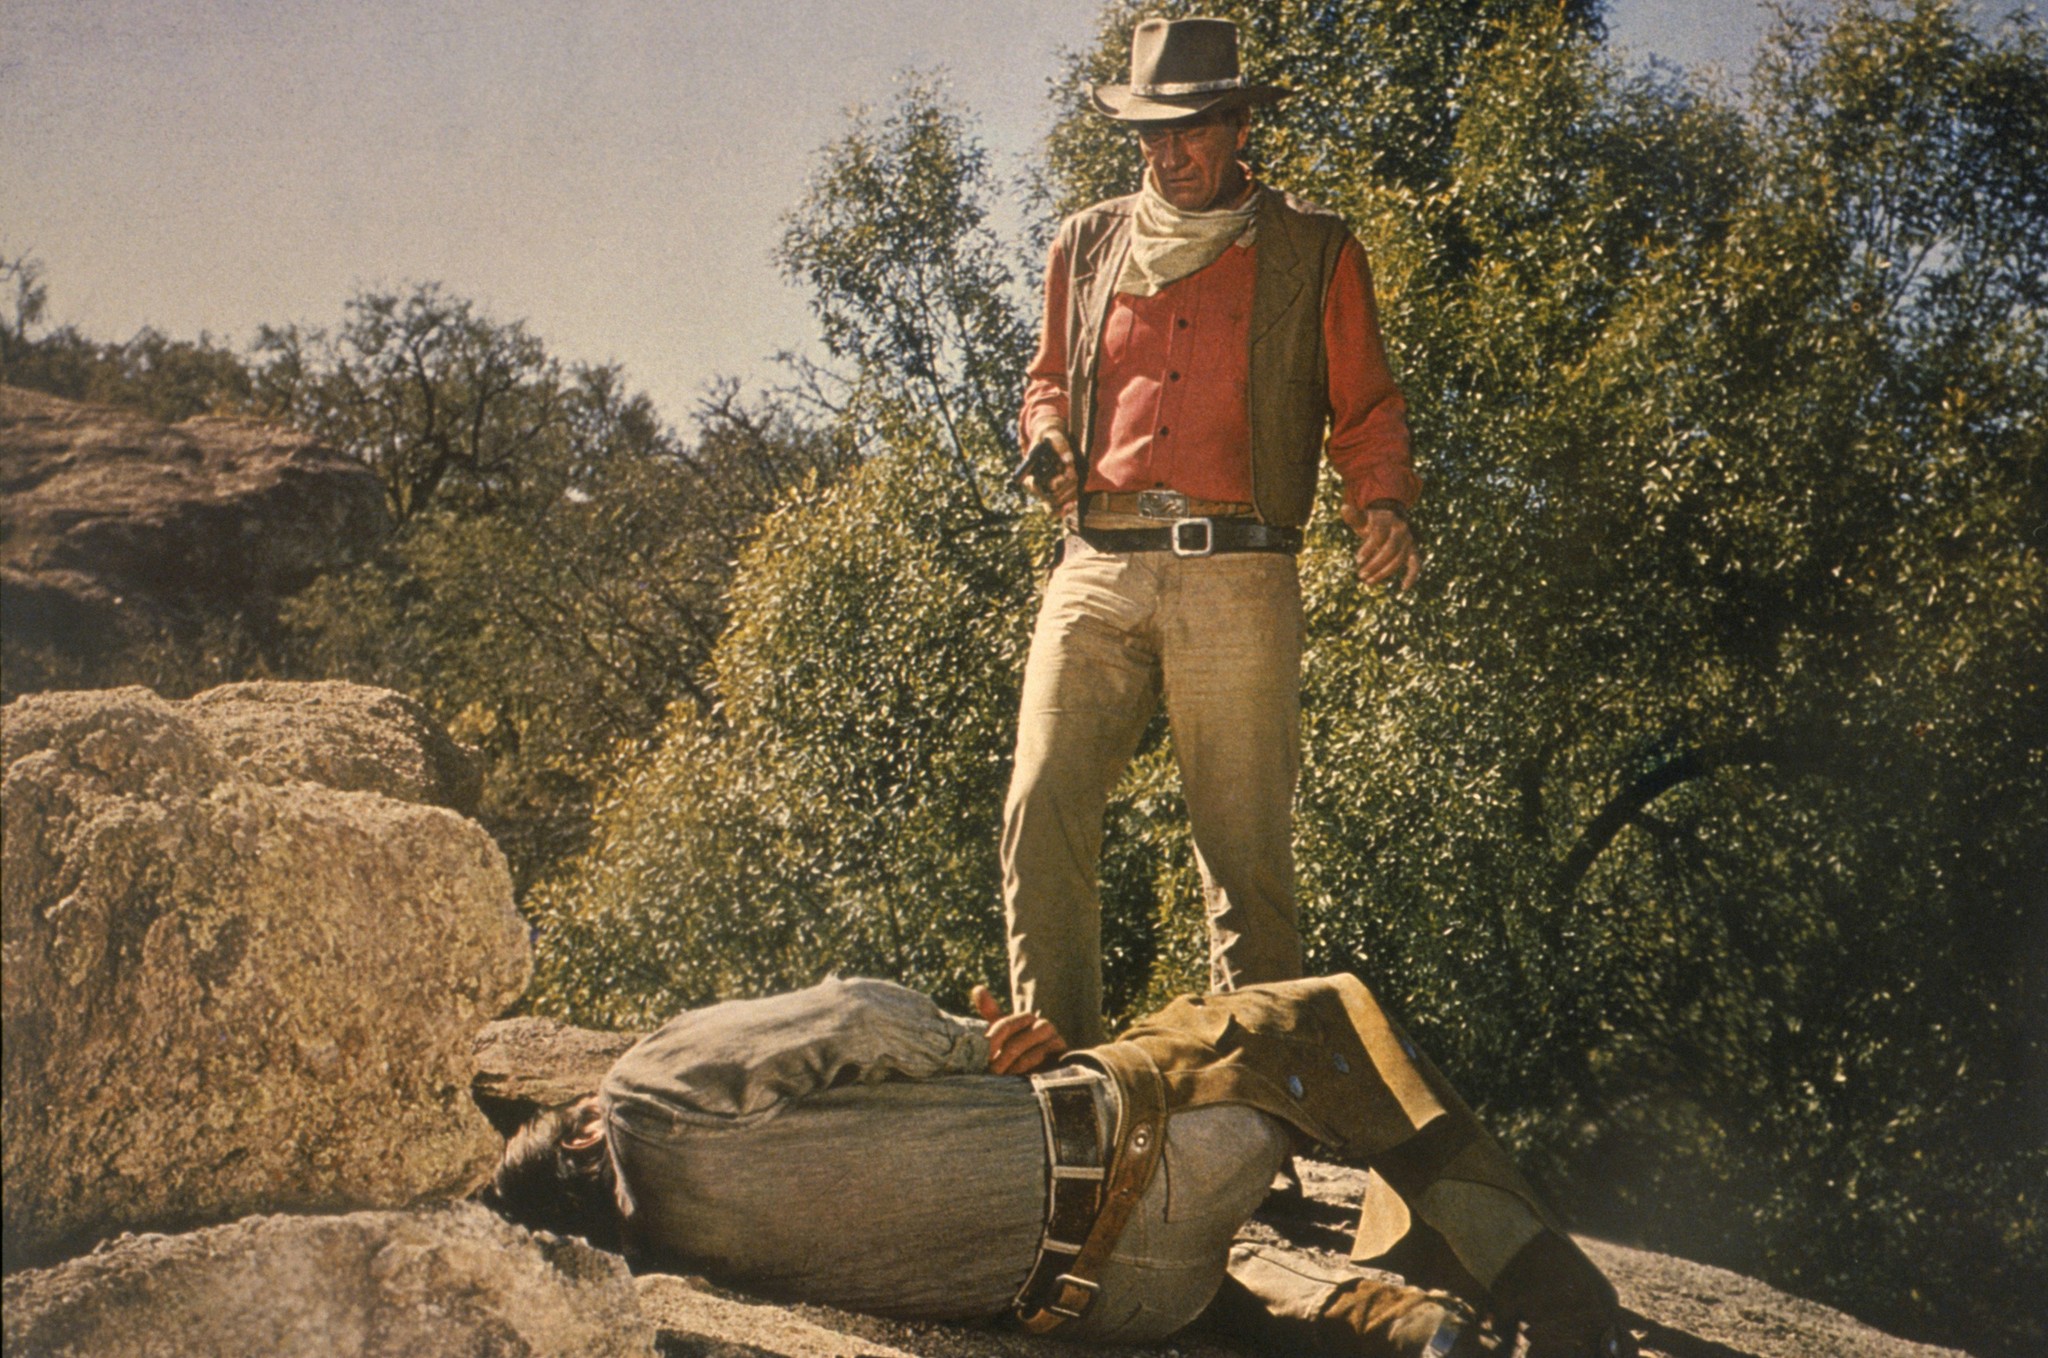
[0,384,389,697]
[624,1189,1969,1358]
[626,1212,1971,1358]
[1,1203,655,1358]
[1,683,529,1269]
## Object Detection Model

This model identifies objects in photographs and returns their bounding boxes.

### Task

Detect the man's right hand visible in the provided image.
[971,983,1069,1075]
[1027,429,1079,513]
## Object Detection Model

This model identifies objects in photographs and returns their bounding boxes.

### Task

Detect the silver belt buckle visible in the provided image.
[1135,489,1187,519]
[1171,518,1215,557]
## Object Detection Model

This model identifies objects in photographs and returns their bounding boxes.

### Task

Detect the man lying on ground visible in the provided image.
[481,974,1636,1358]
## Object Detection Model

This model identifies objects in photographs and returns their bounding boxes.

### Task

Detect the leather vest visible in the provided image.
[1057,187,1350,528]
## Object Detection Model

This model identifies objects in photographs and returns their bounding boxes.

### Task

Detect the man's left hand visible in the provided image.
[1341,503,1423,589]
[971,984,1069,1076]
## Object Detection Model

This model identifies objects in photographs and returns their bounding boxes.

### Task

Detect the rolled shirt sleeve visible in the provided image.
[1020,234,1074,450]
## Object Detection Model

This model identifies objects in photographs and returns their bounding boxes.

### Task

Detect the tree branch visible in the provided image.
[1554,751,1710,900]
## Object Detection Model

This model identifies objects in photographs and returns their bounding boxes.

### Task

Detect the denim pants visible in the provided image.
[1002,537,1306,1046]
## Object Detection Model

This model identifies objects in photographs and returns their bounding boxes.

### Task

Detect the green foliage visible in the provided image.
[2,255,254,422]
[534,81,1078,1010]
[1040,0,1604,226]
[1284,4,2041,1350]
[4,266,810,883]
[252,284,568,524]
[532,74,1212,1024]
[0,324,255,424]
[1274,6,2042,1351]
[527,437,1038,1024]
[270,288,842,886]
[777,76,1033,497]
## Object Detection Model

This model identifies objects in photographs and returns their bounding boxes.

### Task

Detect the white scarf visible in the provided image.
[1116,171,1261,297]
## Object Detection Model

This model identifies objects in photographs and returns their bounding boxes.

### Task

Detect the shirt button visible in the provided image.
[1169,371,1181,381]
[1286,1074,1305,1099]
[1158,426,1169,437]
[1176,318,1189,329]
[1332,1052,1351,1075]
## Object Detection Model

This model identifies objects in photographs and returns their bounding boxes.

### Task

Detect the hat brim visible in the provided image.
[1089,82,1290,122]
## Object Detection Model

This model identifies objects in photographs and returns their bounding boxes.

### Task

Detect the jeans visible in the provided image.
[1002,536,1306,1046]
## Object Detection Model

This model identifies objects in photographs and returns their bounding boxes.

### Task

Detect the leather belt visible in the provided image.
[1083,489,1255,520]
[1077,519,1302,557]
[1015,1047,1170,1334]
[1015,1069,1106,1326]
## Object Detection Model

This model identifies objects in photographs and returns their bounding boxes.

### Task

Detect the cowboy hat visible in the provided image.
[1089,17,1291,122]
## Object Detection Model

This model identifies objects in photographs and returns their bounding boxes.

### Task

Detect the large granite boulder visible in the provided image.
[1,1203,655,1357]
[1,683,529,1269]
[0,384,389,697]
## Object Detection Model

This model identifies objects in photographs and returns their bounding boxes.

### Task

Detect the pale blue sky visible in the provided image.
[1,1,2031,428]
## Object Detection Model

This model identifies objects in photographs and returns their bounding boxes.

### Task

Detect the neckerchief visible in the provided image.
[1116,168,1261,297]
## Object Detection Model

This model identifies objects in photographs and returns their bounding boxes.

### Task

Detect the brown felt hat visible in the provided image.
[1090,17,1291,122]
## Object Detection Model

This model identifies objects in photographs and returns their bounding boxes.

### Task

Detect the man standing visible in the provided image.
[1006,17,1423,1045]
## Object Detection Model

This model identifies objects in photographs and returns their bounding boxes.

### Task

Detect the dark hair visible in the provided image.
[476,1101,622,1251]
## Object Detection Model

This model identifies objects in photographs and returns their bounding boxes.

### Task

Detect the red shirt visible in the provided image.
[1020,232,1420,513]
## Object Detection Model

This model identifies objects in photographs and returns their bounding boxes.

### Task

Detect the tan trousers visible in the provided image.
[1002,539,1306,1046]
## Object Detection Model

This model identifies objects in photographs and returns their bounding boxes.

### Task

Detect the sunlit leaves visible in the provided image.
[267,285,845,888]
[528,434,1038,1022]
[777,76,1033,493]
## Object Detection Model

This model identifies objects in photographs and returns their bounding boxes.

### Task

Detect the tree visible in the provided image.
[252,285,563,524]
[530,72,1233,1024]
[2,250,50,347]
[2,252,253,423]
[269,283,844,888]
[1078,3,2042,1350]
[776,76,1035,501]
[1041,0,1604,229]
[526,432,1039,1025]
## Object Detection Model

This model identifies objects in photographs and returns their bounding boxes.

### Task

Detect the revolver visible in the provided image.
[1009,437,1064,496]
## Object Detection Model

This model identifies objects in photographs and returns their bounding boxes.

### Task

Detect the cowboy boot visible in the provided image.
[1214,1244,1493,1357]
[1485,1231,1637,1358]
[1322,1275,1491,1357]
